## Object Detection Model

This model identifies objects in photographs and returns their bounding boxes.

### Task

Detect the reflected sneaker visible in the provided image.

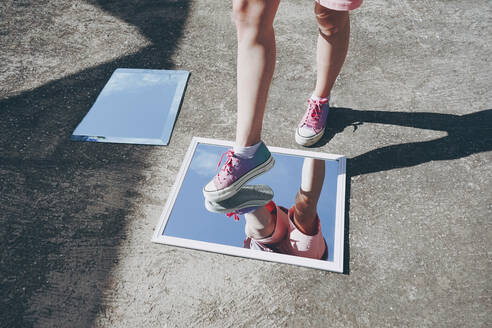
[204,185,274,221]
[203,141,274,202]
[295,97,330,146]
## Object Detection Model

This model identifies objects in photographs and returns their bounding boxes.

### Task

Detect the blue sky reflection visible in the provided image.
[163,143,339,262]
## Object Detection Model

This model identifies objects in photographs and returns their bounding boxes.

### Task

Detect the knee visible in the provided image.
[245,222,266,240]
[245,223,260,240]
[233,0,279,34]
[314,3,349,40]
[244,208,275,240]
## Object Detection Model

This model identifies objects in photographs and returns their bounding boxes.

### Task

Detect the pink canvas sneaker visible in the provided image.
[295,97,330,146]
[203,142,274,202]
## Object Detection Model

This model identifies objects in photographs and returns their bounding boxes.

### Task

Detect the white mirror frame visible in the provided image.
[152,137,346,272]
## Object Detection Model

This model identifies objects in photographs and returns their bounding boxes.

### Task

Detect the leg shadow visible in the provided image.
[316,107,492,275]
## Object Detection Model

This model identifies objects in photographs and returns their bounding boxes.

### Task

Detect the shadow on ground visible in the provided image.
[332,107,492,274]
[2,0,491,324]
[317,107,492,176]
[0,1,190,327]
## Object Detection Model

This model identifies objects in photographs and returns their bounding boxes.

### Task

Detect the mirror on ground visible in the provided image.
[72,68,189,145]
[162,143,340,262]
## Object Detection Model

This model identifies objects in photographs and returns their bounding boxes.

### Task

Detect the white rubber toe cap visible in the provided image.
[298,125,316,138]
[203,180,217,193]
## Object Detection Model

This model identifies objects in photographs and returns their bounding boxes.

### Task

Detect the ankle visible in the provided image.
[311,92,330,100]
[233,140,263,159]
[235,135,261,148]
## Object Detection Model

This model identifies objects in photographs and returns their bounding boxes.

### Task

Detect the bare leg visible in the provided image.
[293,158,325,235]
[313,3,350,98]
[244,206,275,240]
[244,159,325,238]
[233,0,280,147]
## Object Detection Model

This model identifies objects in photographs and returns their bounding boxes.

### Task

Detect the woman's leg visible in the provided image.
[295,4,350,146]
[233,0,280,147]
[244,206,275,240]
[293,158,325,235]
[202,1,279,202]
[313,3,350,98]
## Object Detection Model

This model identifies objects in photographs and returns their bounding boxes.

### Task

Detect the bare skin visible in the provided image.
[232,1,351,147]
[244,158,325,239]
[293,158,325,235]
[233,0,280,147]
[244,206,275,240]
[313,3,350,98]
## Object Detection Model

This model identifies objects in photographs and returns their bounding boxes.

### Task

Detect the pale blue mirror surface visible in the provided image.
[72,68,189,145]
[163,144,340,262]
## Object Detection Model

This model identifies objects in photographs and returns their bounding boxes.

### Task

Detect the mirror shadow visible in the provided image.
[162,143,342,264]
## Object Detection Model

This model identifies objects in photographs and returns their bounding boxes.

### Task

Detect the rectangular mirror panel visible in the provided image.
[153,138,346,272]
[72,68,189,145]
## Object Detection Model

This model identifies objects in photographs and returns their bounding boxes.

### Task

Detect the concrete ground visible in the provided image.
[1,0,491,327]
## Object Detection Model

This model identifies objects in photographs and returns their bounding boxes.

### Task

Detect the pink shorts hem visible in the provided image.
[316,0,362,11]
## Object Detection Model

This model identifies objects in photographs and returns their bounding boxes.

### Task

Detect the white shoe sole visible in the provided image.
[205,185,274,213]
[295,127,325,147]
[202,155,275,202]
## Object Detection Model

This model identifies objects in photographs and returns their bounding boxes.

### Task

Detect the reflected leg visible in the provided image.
[293,158,325,235]
[244,206,275,240]
[282,157,327,260]
[244,202,290,254]
[244,159,326,241]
